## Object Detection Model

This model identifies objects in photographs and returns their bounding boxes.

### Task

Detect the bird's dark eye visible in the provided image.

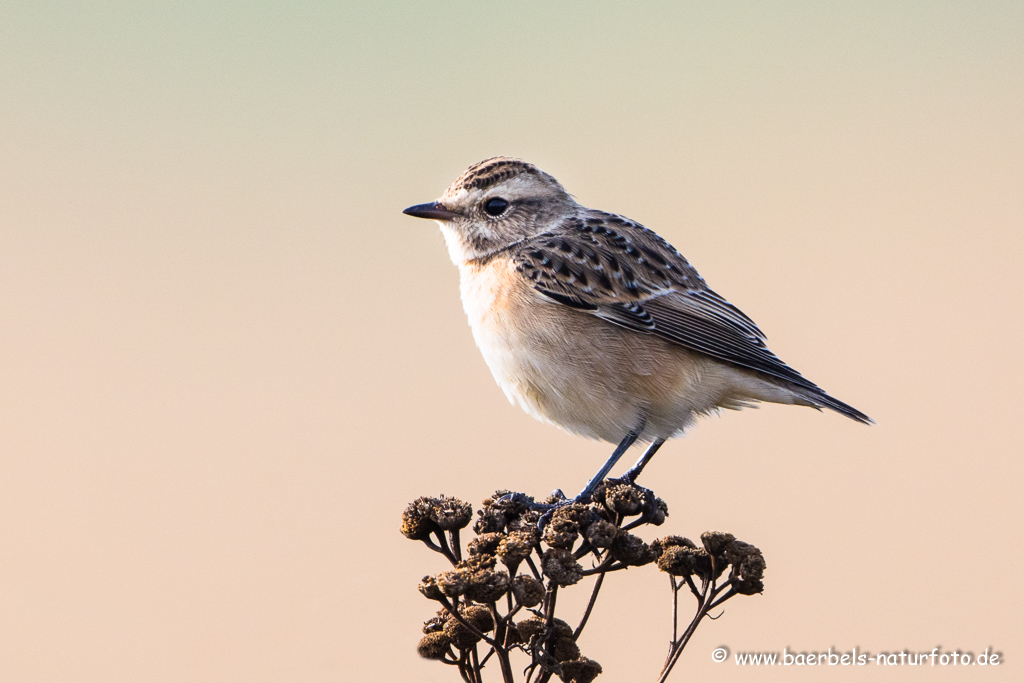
[483,197,509,216]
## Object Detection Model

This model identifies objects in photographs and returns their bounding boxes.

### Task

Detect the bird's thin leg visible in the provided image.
[577,427,643,500]
[623,439,665,484]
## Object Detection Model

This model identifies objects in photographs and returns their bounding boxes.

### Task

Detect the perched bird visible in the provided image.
[404,157,870,498]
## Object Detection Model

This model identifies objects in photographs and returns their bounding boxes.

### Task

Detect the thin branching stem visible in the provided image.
[525,554,543,581]
[470,644,483,683]
[580,562,628,576]
[422,536,459,565]
[658,574,715,683]
[669,575,679,651]
[457,651,473,683]
[708,585,737,611]
[573,572,605,641]
[450,529,463,562]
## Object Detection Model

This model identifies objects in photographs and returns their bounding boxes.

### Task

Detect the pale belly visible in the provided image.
[456,260,768,444]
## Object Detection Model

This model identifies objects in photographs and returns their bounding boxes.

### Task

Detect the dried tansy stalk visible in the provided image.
[402,484,765,682]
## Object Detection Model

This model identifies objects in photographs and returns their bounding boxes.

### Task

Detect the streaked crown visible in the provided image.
[426,157,578,263]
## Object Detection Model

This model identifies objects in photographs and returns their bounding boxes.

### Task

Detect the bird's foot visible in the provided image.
[498,490,581,532]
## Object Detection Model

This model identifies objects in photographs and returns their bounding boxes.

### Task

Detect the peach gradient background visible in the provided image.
[2,2,1022,681]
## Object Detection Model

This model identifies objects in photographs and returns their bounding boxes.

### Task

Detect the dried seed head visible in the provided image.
[436,568,470,597]
[554,503,594,529]
[691,548,716,580]
[465,568,511,603]
[460,604,495,633]
[542,548,584,586]
[734,577,765,595]
[516,616,546,641]
[656,545,704,577]
[468,532,506,557]
[649,497,668,525]
[430,496,473,530]
[517,616,573,642]
[417,631,451,660]
[700,531,736,556]
[474,490,535,534]
[507,510,543,539]
[443,614,481,650]
[418,575,444,600]
[604,483,644,516]
[737,550,766,582]
[609,531,655,566]
[462,552,497,572]
[585,519,617,548]
[552,637,581,662]
[587,501,611,521]
[543,515,580,550]
[422,611,447,634]
[650,536,697,559]
[473,508,507,534]
[497,531,534,568]
[559,657,603,683]
[511,574,545,607]
[725,540,761,566]
[401,496,441,540]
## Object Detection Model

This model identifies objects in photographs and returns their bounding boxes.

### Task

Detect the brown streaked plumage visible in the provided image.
[404,157,870,495]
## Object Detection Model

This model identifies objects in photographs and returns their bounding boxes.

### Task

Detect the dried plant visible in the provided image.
[401,481,766,682]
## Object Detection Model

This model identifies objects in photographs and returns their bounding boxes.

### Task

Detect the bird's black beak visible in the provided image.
[402,202,461,221]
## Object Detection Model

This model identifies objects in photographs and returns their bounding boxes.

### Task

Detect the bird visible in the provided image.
[403,157,870,500]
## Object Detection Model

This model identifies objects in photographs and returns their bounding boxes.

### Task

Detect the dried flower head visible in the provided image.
[651,536,697,558]
[515,616,545,641]
[543,516,580,550]
[739,552,766,581]
[443,614,482,650]
[511,574,545,607]
[725,540,761,566]
[430,496,473,530]
[734,577,765,595]
[474,490,535,535]
[516,616,574,642]
[436,568,470,597]
[542,548,584,586]
[401,496,441,540]
[461,552,498,572]
[554,502,595,528]
[506,510,543,539]
[656,545,705,577]
[552,636,581,662]
[585,519,618,548]
[422,611,448,634]
[418,575,444,601]
[649,497,669,525]
[559,657,603,683]
[603,483,644,516]
[609,531,656,566]
[496,531,534,568]
[417,631,451,660]
[465,568,511,603]
[700,531,736,556]
[473,507,507,534]
[460,604,495,633]
[468,532,506,557]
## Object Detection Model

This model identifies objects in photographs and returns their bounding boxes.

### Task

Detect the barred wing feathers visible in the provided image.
[512,212,870,424]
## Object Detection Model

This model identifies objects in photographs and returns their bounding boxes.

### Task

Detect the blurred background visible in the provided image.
[2,1,1022,681]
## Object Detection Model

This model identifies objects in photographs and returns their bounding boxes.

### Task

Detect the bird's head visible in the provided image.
[403,157,576,263]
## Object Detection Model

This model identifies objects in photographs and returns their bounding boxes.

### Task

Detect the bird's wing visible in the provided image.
[512,212,819,391]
